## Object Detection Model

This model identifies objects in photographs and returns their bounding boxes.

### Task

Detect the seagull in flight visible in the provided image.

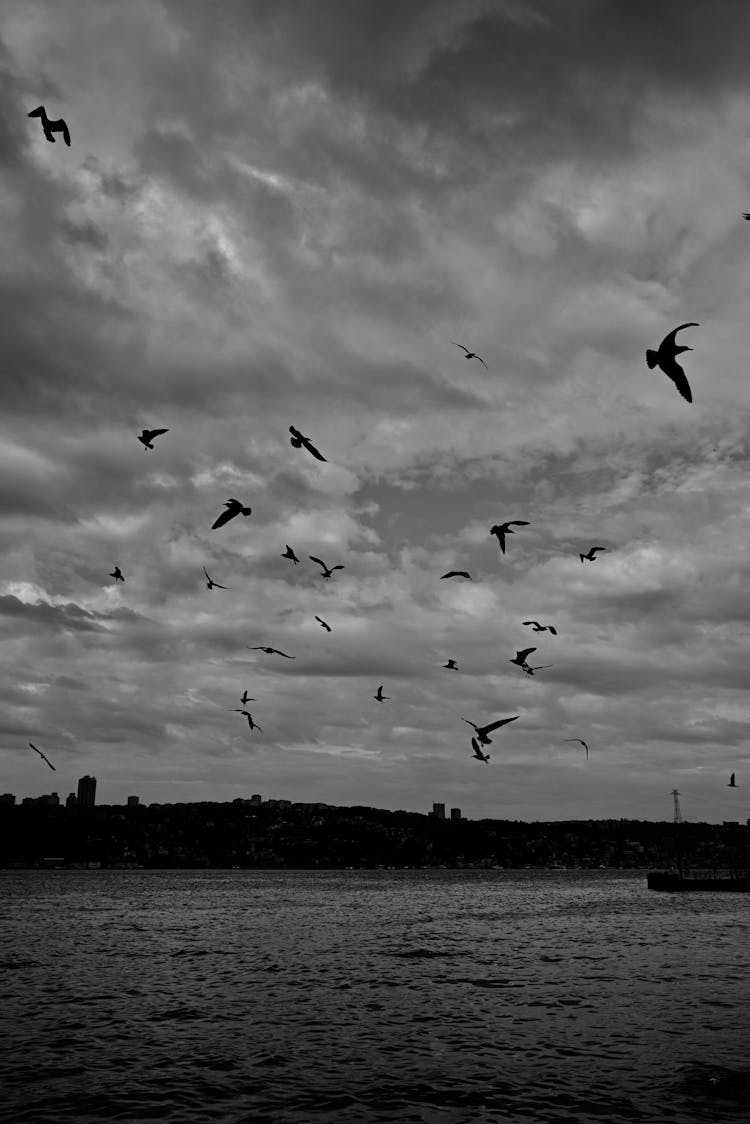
[443,659,459,670]
[29,742,56,770]
[471,737,490,763]
[109,565,124,583]
[309,556,344,580]
[523,621,557,635]
[523,662,554,677]
[212,499,252,530]
[440,570,472,581]
[289,426,327,462]
[203,568,228,590]
[137,428,169,450]
[247,646,295,658]
[461,715,519,746]
[282,545,300,565]
[28,106,70,145]
[646,323,698,403]
[509,648,536,672]
[233,710,262,731]
[452,342,487,369]
[580,547,606,563]
[315,615,332,632]
[240,690,255,705]
[374,685,390,702]
[727,772,737,788]
[490,521,530,554]
[565,738,589,760]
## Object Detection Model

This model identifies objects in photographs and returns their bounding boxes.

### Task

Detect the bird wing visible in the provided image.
[330,565,344,572]
[661,322,699,350]
[516,648,536,661]
[309,556,327,570]
[470,738,484,758]
[301,436,327,461]
[590,547,606,556]
[460,717,479,730]
[659,356,693,403]
[247,646,265,651]
[211,507,238,529]
[451,342,470,354]
[478,716,519,736]
[508,521,530,527]
[275,650,294,658]
[149,428,169,438]
[213,582,228,589]
[60,121,71,146]
[548,626,557,635]
[522,621,541,628]
[477,356,488,369]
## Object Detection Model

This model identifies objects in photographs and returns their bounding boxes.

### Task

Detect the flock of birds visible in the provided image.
[22,107,740,795]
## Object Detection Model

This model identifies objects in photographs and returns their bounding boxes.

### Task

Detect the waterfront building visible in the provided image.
[77,775,97,808]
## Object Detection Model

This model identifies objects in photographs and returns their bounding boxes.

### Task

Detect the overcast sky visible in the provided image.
[3,0,750,821]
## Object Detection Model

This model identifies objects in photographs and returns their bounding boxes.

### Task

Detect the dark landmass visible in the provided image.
[1,800,748,870]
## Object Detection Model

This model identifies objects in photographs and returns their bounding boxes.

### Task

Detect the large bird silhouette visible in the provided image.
[645,323,698,403]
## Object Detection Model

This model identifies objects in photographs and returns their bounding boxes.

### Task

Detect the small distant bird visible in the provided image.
[523,620,557,635]
[452,342,487,369]
[212,499,252,530]
[137,428,169,450]
[247,646,295,658]
[203,568,228,590]
[309,556,344,580]
[471,737,490,763]
[289,426,327,462]
[440,571,472,581]
[282,545,300,565]
[727,773,737,788]
[580,547,606,563]
[490,521,530,554]
[509,648,536,671]
[565,738,589,760]
[109,565,124,583]
[234,710,262,732]
[443,659,459,670]
[461,715,519,746]
[645,323,698,403]
[315,615,332,632]
[29,742,55,770]
[28,106,70,146]
[240,691,255,705]
[374,685,390,702]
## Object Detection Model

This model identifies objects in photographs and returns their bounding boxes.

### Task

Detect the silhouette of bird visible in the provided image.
[461,715,519,746]
[233,710,262,731]
[490,521,530,554]
[212,499,252,530]
[203,568,228,590]
[282,545,300,565]
[471,737,490,763]
[523,620,557,635]
[451,342,487,369]
[109,565,124,583]
[580,547,606,563]
[309,556,344,580]
[440,571,472,580]
[289,426,327,462]
[443,659,459,670]
[247,646,295,658]
[28,106,70,145]
[137,428,169,450]
[29,742,55,770]
[743,214,750,221]
[727,772,737,788]
[315,615,332,632]
[565,738,589,760]
[374,685,389,702]
[646,323,698,403]
[523,663,554,677]
[509,648,536,671]
[240,690,255,705]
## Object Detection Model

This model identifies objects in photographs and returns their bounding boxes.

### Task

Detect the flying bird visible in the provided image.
[289,426,327,462]
[247,646,295,658]
[440,571,472,581]
[233,710,262,731]
[29,742,55,771]
[309,556,344,580]
[523,663,554,677]
[509,648,536,671]
[580,547,606,563]
[374,685,390,702]
[727,773,737,788]
[490,521,530,554]
[451,342,487,369]
[109,565,124,583]
[212,499,252,530]
[240,691,255,705]
[137,428,169,450]
[28,106,70,145]
[315,616,332,632]
[645,323,698,403]
[282,545,300,565]
[461,715,519,746]
[565,738,589,760]
[203,568,228,590]
[443,659,459,670]
[523,621,557,635]
[471,737,490,763]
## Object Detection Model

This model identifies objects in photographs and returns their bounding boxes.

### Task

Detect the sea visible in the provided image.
[1,869,749,1124]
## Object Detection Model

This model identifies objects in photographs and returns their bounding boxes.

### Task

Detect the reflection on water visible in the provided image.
[1,869,749,1123]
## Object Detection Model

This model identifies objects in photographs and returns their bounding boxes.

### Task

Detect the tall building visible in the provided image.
[127,795,139,806]
[450,807,461,820]
[0,793,15,805]
[77,775,96,807]
[432,803,446,819]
